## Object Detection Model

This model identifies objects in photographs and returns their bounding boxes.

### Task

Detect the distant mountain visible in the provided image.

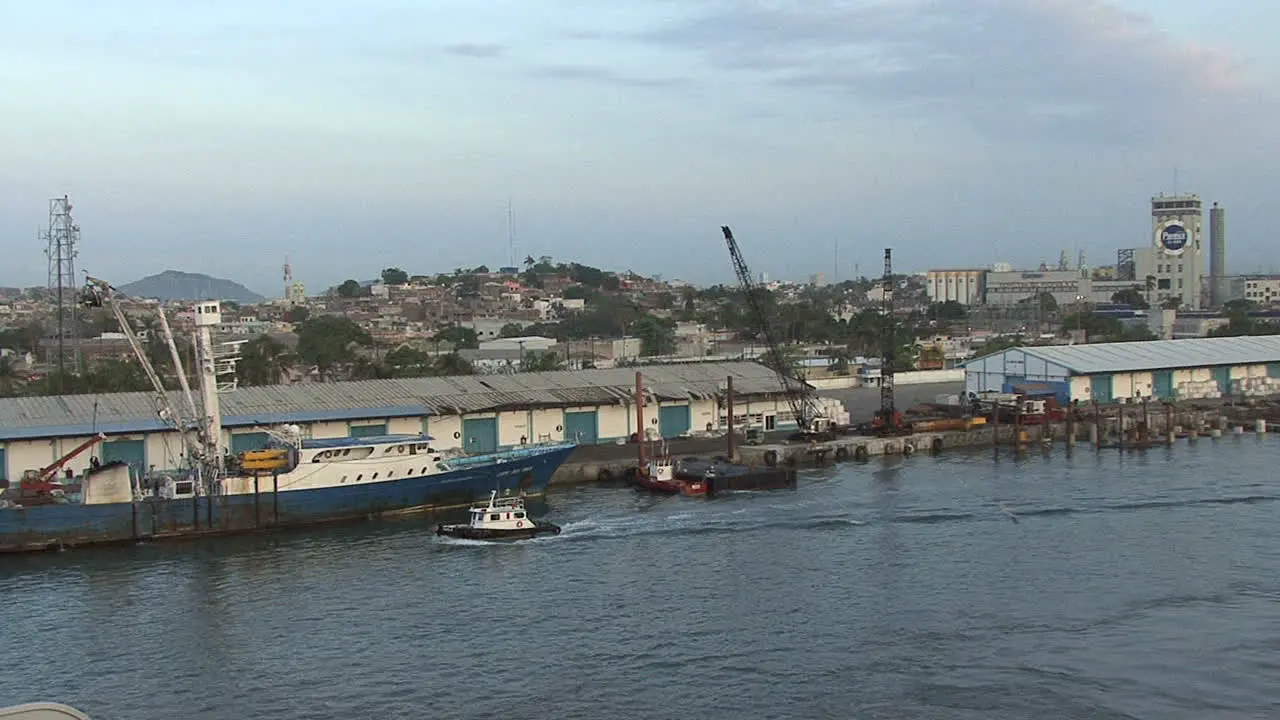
[119,271,265,304]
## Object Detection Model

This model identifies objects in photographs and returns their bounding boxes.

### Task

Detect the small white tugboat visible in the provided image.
[435,490,561,541]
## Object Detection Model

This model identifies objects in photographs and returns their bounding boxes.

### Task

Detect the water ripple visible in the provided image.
[1,437,1278,719]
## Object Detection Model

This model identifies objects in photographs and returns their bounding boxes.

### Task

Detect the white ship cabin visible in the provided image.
[302,434,444,464]
[469,492,531,530]
[646,457,675,482]
[234,433,448,476]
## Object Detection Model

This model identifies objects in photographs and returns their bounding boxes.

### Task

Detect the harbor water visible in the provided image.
[3,437,1279,719]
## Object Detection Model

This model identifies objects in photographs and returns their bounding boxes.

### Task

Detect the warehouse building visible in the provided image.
[963,336,1280,404]
[0,361,805,485]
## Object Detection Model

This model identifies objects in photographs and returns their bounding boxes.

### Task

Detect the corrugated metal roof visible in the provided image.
[1018,336,1280,375]
[0,360,800,439]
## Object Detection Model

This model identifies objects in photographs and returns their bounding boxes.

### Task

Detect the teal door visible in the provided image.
[350,423,388,438]
[1089,375,1113,403]
[462,417,499,454]
[230,432,271,454]
[563,411,598,445]
[658,404,692,438]
[1269,363,1280,378]
[0,447,6,484]
[1152,371,1174,400]
[1213,367,1233,394]
[101,439,146,480]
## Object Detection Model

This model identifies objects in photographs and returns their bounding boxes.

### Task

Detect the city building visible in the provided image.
[1241,275,1280,305]
[0,362,803,484]
[1128,193,1205,309]
[925,269,985,306]
[963,336,1280,403]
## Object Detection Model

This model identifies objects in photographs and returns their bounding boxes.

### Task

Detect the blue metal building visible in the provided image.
[963,336,1280,404]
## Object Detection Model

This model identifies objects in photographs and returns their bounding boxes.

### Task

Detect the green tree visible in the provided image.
[523,350,564,372]
[283,306,310,323]
[433,352,474,376]
[0,322,45,354]
[454,275,481,298]
[296,316,371,379]
[336,279,369,298]
[562,285,589,300]
[1209,300,1280,337]
[237,334,294,386]
[383,345,435,377]
[631,315,677,356]
[433,326,479,350]
[1110,287,1149,309]
[0,354,26,397]
[927,301,968,322]
[498,323,526,338]
[381,268,409,285]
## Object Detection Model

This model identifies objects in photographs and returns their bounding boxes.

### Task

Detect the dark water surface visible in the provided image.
[3,437,1279,719]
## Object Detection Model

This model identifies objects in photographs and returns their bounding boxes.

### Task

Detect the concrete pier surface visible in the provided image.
[550,393,1280,486]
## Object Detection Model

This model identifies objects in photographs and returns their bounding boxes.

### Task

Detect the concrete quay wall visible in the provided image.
[551,403,1277,486]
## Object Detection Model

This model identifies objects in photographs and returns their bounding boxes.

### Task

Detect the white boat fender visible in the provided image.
[902,441,915,456]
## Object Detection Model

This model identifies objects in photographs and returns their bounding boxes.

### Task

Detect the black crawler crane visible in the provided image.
[871,248,911,436]
[720,225,837,442]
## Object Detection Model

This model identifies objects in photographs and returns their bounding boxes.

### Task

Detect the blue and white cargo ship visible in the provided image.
[0,278,577,553]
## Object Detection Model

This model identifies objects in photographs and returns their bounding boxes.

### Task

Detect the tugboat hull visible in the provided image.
[435,522,561,541]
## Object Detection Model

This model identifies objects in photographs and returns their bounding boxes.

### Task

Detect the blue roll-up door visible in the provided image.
[349,423,388,438]
[1153,371,1174,400]
[1002,376,1027,393]
[563,411,599,445]
[1213,367,1233,395]
[1089,375,1113,403]
[230,432,271,454]
[658,404,692,438]
[101,439,146,480]
[462,417,499,454]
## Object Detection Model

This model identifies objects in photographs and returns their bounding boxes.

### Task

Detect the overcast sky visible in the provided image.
[2,0,1277,296]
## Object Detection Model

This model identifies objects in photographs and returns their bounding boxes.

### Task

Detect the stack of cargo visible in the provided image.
[1176,380,1223,400]
[1230,376,1280,398]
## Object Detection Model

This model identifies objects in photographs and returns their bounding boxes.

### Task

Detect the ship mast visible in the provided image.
[192,300,225,474]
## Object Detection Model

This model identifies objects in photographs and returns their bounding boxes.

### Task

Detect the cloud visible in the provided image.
[529,64,692,88]
[443,42,507,58]
[624,0,1263,146]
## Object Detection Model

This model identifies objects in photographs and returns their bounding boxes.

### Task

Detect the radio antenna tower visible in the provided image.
[43,195,81,383]
[506,197,517,269]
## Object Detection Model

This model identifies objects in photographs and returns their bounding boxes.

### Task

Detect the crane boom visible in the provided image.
[880,249,895,417]
[80,276,204,462]
[720,225,828,435]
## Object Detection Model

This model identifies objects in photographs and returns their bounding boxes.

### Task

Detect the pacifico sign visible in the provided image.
[1157,221,1189,255]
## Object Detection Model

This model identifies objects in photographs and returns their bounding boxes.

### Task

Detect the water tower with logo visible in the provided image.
[1150,193,1204,309]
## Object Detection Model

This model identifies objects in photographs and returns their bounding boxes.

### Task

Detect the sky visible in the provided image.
[2,0,1279,297]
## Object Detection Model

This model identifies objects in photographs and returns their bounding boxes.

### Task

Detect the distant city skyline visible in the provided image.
[2,1,1279,295]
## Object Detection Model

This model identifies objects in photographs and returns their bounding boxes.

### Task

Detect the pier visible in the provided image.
[551,399,1279,484]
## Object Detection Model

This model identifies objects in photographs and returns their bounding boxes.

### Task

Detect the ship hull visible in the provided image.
[0,444,576,553]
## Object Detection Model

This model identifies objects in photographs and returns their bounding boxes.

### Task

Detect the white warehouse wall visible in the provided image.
[1,395,798,479]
